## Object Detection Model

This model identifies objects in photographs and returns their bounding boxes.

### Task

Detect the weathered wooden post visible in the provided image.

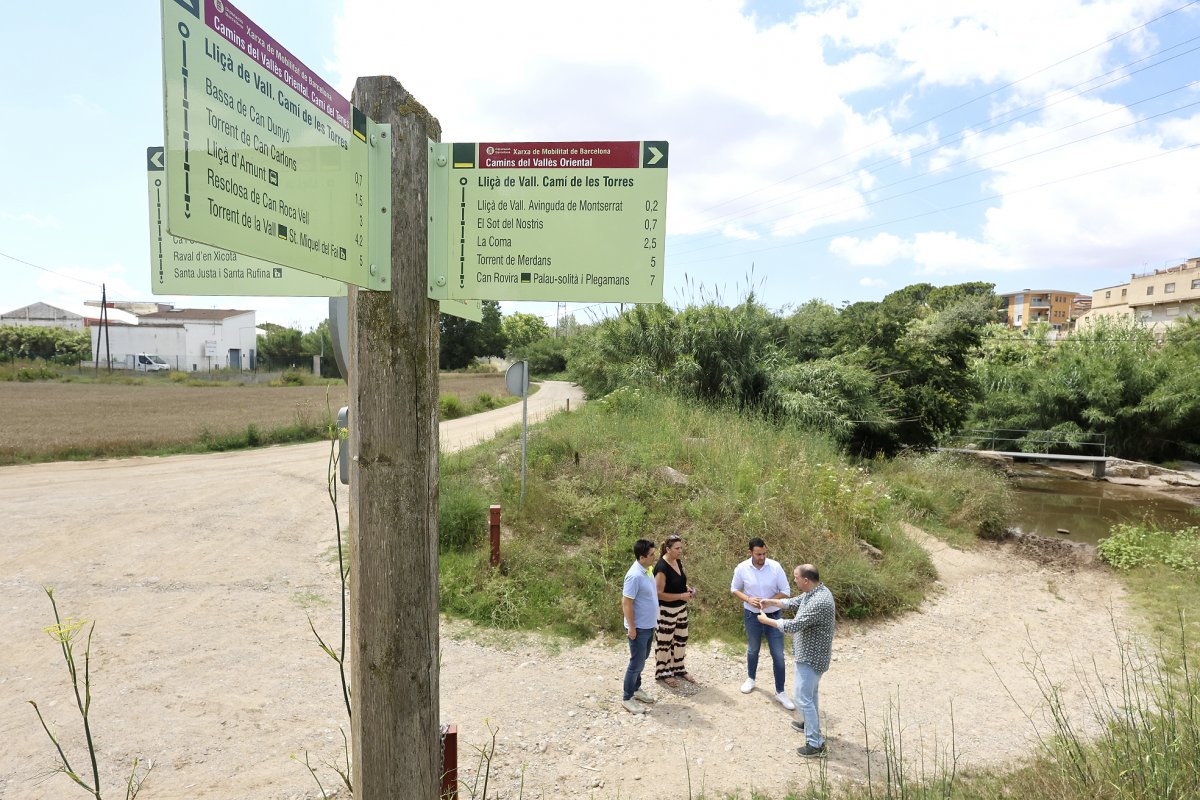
[489,504,502,567]
[348,76,442,800]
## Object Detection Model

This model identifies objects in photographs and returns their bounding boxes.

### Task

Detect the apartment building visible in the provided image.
[1080,257,1200,336]
[998,289,1088,331]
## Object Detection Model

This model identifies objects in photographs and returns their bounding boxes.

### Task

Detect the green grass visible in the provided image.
[34,419,339,462]
[872,451,1014,548]
[442,390,1200,800]
[438,390,939,640]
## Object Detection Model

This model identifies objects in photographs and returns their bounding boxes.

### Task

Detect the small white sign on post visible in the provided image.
[505,361,530,504]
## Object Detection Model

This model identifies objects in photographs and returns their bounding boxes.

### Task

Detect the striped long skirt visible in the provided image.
[655,603,689,679]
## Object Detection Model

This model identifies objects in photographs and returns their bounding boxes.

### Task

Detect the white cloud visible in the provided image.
[0,211,59,228]
[910,231,1022,273]
[329,0,1198,298]
[721,224,760,241]
[332,0,903,240]
[816,0,1173,96]
[859,276,887,287]
[830,232,907,265]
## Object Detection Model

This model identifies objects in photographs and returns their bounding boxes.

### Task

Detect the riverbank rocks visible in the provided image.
[654,465,690,486]
[1107,461,1150,479]
[858,539,884,560]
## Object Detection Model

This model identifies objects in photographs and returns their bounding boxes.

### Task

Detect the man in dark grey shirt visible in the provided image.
[759,563,836,757]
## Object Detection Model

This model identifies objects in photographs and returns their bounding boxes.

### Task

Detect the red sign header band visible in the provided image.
[475,141,641,169]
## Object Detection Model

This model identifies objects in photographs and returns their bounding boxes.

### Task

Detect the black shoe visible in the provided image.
[797,743,826,758]
[790,719,805,732]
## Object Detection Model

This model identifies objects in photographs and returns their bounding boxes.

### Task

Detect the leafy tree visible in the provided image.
[831,291,999,452]
[761,358,890,444]
[256,323,303,362]
[568,303,678,398]
[965,316,1200,461]
[299,320,336,377]
[516,336,569,376]
[0,325,90,363]
[501,312,551,355]
[439,300,506,370]
[784,299,840,361]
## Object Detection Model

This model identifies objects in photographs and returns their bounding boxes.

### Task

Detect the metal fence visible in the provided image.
[942,428,1106,457]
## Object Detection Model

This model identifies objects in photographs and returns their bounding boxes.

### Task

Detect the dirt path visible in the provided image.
[0,381,1139,799]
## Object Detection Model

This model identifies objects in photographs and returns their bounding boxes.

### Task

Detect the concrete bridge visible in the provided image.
[938,429,1108,478]
[936,447,1109,478]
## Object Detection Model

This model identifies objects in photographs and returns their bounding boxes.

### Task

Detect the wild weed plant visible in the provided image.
[28,588,152,799]
[1097,522,1200,572]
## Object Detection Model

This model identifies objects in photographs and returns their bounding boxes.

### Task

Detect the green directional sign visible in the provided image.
[147,147,346,296]
[160,0,389,290]
[428,140,668,303]
[441,298,483,322]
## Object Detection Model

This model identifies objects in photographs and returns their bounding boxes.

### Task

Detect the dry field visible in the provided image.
[0,372,508,463]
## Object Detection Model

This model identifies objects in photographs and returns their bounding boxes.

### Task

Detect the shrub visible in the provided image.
[440,394,466,419]
[16,365,58,382]
[440,481,490,551]
[1098,523,1200,571]
[471,392,498,412]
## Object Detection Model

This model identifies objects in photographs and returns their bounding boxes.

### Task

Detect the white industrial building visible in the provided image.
[2,301,136,330]
[91,308,257,371]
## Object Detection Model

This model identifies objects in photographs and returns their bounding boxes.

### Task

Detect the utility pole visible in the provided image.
[348,76,442,800]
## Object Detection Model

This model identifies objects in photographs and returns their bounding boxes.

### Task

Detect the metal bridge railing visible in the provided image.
[942,428,1107,457]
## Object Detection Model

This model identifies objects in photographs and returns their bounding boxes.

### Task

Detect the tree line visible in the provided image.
[561,283,1200,463]
[10,286,1198,462]
[0,325,90,364]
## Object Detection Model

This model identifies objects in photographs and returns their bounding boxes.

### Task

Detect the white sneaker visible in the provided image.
[740,678,756,694]
[775,691,796,710]
[622,698,646,714]
[633,689,655,704]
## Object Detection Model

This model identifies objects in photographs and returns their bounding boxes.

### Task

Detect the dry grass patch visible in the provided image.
[440,372,510,405]
[1,383,346,463]
[1,373,511,463]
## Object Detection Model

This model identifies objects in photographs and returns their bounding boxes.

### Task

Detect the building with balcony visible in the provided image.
[998,289,1089,332]
[1079,257,1200,337]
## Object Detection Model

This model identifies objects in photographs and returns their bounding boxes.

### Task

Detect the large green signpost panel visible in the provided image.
[160,0,387,290]
[147,147,347,296]
[428,140,668,302]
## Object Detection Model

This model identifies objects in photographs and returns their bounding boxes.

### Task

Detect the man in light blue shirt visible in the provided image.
[621,538,660,714]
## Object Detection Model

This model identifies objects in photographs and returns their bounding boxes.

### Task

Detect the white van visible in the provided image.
[132,353,171,372]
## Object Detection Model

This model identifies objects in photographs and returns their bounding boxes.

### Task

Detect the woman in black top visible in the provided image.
[653,534,697,687]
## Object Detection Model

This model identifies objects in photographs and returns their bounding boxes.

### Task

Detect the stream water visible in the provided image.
[1008,464,1200,546]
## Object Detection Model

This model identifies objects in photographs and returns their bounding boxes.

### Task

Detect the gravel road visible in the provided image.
[0,380,1140,799]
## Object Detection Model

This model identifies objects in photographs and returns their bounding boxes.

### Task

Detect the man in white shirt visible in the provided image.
[729,538,794,709]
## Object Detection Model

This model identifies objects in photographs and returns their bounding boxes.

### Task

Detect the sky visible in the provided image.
[3,0,1199,331]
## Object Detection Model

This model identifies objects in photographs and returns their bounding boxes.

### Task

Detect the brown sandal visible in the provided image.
[661,677,680,688]
[680,673,698,684]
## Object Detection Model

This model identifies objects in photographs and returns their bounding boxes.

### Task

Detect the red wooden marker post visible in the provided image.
[490,504,502,566]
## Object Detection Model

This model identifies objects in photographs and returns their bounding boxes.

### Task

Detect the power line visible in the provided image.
[692,0,1200,221]
[671,142,1198,267]
[0,250,104,289]
[674,88,1200,256]
[678,34,1200,248]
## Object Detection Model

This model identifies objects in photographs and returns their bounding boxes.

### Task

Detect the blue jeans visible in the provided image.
[795,662,825,747]
[743,609,786,693]
[623,627,655,700]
